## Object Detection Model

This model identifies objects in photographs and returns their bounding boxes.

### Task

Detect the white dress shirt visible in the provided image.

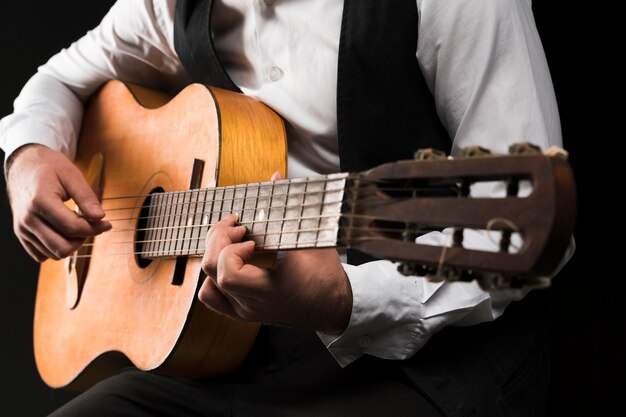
[0,0,567,366]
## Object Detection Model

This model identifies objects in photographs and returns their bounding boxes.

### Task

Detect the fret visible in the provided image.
[318,173,347,248]
[316,178,326,248]
[155,192,166,256]
[143,194,156,258]
[296,180,307,248]
[266,180,288,249]
[170,191,183,256]
[299,177,322,248]
[171,191,183,256]
[223,186,235,222]
[166,191,179,256]
[191,189,206,256]
[154,192,168,257]
[180,190,194,255]
[243,184,259,237]
[142,194,152,258]
[257,182,273,249]
[232,185,246,222]
[199,187,217,255]
[280,178,305,249]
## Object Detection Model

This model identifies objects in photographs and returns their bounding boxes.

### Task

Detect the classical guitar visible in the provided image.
[33,80,576,390]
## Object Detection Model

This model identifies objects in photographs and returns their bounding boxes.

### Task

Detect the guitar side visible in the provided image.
[33,80,287,389]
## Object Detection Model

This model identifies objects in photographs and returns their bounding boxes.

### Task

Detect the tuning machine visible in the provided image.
[544,146,569,160]
[475,274,552,291]
[397,262,430,277]
[398,263,552,291]
[461,145,492,158]
[508,141,542,155]
[414,148,447,161]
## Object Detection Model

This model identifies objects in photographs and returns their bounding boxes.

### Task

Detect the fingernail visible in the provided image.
[91,204,105,217]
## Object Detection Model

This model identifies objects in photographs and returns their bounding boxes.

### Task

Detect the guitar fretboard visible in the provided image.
[141,173,349,258]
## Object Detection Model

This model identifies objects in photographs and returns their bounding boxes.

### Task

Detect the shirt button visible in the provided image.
[358,335,371,349]
[269,66,284,82]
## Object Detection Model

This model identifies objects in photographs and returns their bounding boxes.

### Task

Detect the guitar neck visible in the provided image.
[141,173,349,258]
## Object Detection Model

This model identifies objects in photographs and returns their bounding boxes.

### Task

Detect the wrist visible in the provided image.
[322,268,353,336]
[5,143,48,179]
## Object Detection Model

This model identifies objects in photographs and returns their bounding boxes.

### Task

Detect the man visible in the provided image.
[0,0,570,415]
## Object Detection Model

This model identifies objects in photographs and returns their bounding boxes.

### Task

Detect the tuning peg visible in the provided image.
[397,262,429,277]
[508,142,542,155]
[476,274,552,291]
[520,276,552,289]
[414,148,447,161]
[461,146,492,158]
[544,146,569,160]
[426,269,456,283]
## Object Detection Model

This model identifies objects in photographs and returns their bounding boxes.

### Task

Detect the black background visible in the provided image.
[0,1,620,416]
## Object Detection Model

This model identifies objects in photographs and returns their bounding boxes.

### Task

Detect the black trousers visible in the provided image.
[50,326,443,417]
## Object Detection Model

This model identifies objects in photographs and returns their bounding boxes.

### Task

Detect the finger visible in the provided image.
[18,226,60,261]
[36,197,111,239]
[201,215,247,277]
[58,164,106,221]
[198,277,239,320]
[216,241,270,297]
[22,218,85,260]
[270,171,284,181]
[21,237,50,263]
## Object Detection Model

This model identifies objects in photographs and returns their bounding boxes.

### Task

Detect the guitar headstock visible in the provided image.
[339,142,576,290]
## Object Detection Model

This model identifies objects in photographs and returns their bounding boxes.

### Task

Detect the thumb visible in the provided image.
[224,240,257,271]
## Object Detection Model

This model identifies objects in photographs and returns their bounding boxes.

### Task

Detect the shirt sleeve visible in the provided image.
[319,0,568,366]
[0,0,186,166]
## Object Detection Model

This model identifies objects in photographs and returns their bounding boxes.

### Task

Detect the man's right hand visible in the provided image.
[6,144,111,262]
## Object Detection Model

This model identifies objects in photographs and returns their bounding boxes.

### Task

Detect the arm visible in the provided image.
[198,0,573,364]
[1,0,186,262]
[0,0,185,165]
[320,0,570,365]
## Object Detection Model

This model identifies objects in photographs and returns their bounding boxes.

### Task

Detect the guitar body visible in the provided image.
[33,80,287,389]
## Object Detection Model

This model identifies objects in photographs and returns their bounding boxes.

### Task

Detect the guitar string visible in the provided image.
[77,190,519,252]
[97,184,461,215]
[97,195,486,237]
[96,176,349,202]
[79,219,424,248]
[80,213,444,246]
[66,176,515,260]
[70,216,518,260]
[97,185,461,226]
[103,196,347,223]
[94,175,459,204]
[69,233,430,259]
[69,222,519,260]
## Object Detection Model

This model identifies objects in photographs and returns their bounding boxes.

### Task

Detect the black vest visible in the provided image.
[173,0,451,173]
[173,1,553,416]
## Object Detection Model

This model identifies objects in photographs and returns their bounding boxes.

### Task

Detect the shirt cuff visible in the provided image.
[318,260,426,367]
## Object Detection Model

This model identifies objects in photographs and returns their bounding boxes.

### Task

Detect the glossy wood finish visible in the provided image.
[33,80,287,389]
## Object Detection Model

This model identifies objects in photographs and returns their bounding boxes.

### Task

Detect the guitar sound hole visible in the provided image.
[134,187,164,268]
